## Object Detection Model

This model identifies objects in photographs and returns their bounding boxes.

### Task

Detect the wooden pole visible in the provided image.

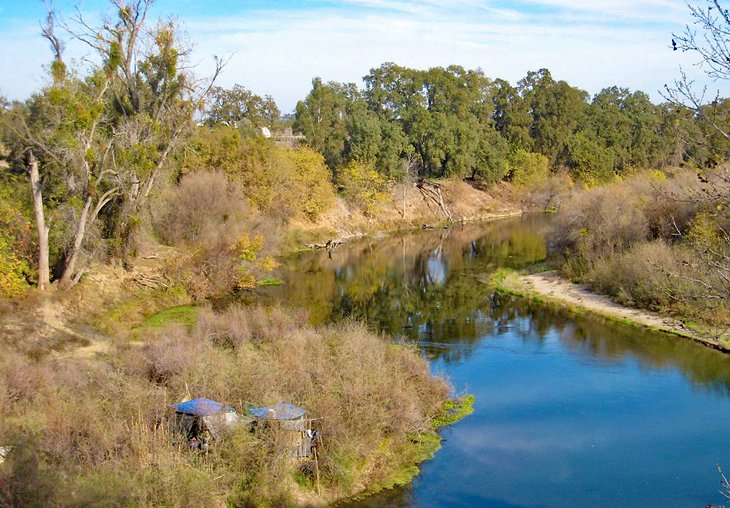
[314,446,321,496]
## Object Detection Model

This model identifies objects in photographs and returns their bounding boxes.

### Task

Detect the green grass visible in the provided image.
[141,305,199,330]
[293,469,315,490]
[258,277,285,287]
[94,285,190,337]
[432,395,475,428]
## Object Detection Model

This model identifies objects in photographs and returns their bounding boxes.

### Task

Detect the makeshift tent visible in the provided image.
[170,398,251,442]
[248,402,316,457]
[249,402,306,426]
[172,398,233,416]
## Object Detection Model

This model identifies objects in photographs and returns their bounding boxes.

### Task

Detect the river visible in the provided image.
[267,215,730,507]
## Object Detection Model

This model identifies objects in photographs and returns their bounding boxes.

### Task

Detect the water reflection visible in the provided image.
[272,215,730,395]
[269,214,730,507]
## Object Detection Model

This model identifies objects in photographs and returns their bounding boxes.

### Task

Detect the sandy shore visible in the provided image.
[520,271,728,352]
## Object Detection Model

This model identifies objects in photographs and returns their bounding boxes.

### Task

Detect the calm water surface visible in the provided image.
[269,215,730,507]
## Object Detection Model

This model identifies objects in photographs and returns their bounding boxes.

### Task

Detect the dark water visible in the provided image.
[269,215,730,508]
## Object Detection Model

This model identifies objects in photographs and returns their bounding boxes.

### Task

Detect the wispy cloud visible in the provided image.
[0,0,725,112]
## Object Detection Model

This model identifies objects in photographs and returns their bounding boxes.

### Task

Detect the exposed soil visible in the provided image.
[289,180,521,246]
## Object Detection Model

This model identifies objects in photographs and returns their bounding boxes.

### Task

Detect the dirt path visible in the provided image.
[522,271,728,352]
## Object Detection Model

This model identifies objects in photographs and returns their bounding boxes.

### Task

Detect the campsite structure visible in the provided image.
[248,402,318,458]
[169,398,252,449]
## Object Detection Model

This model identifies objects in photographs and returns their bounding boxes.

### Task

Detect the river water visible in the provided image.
[269,215,730,507]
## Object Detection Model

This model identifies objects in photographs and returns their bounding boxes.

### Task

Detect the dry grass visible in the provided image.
[551,168,730,324]
[0,304,449,506]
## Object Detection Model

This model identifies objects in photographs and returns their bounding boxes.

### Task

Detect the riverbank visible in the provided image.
[0,179,517,506]
[285,179,521,250]
[489,269,730,352]
[0,228,485,508]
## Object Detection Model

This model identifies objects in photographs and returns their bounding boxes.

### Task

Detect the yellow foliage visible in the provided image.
[176,127,336,221]
[236,233,265,262]
[649,170,667,181]
[281,146,336,221]
[687,212,722,249]
[0,236,30,299]
[256,256,279,272]
[339,160,390,216]
[507,150,549,188]
[0,186,34,298]
[235,234,277,290]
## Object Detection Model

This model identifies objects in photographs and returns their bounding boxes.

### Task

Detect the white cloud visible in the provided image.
[0,0,727,113]
[182,3,725,113]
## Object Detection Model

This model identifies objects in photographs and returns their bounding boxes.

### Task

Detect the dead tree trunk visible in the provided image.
[27,152,50,290]
[59,195,92,287]
[417,180,453,223]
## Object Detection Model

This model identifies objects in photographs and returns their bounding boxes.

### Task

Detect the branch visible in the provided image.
[89,186,121,225]
[41,1,64,64]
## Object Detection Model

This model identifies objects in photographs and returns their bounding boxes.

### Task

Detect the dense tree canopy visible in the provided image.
[292,63,727,185]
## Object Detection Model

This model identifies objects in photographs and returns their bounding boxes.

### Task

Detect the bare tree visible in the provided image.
[26,151,50,290]
[666,1,730,141]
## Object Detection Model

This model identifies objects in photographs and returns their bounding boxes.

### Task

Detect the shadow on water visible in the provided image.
[262,214,730,507]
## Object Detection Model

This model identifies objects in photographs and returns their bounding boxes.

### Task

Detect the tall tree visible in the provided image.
[518,69,587,164]
[206,84,280,130]
[294,78,353,171]
[3,0,222,288]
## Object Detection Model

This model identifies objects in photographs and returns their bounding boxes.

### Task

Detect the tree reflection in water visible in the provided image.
[271,214,730,395]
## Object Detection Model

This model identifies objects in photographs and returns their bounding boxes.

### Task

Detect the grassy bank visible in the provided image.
[487,268,730,352]
[0,298,464,507]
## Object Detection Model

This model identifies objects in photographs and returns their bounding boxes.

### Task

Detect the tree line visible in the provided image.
[291,63,730,185]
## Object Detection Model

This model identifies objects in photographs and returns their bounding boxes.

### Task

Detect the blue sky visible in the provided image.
[0,0,727,112]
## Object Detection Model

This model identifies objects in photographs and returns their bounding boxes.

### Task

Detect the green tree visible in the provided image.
[491,78,532,148]
[339,160,390,216]
[565,131,616,184]
[2,0,222,288]
[507,149,549,187]
[206,84,280,130]
[518,69,587,164]
[294,78,354,172]
[581,87,664,172]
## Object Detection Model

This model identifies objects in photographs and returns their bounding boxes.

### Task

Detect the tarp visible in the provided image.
[171,398,234,417]
[203,412,254,440]
[248,402,307,420]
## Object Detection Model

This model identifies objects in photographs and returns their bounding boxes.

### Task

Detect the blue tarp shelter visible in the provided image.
[170,398,234,416]
[248,402,313,457]
[169,398,249,442]
[248,402,307,420]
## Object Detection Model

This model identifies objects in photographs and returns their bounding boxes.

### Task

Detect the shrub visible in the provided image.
[552,168,730,323]
[0,182,35,297]
[0,236,31,299]
[153,170,248,247]
[551,182,650,279]
[338,160,390,216]
[590,240,683,310]
[0,303,451,506]
[507,149,549,188]
[154,171,279,299]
